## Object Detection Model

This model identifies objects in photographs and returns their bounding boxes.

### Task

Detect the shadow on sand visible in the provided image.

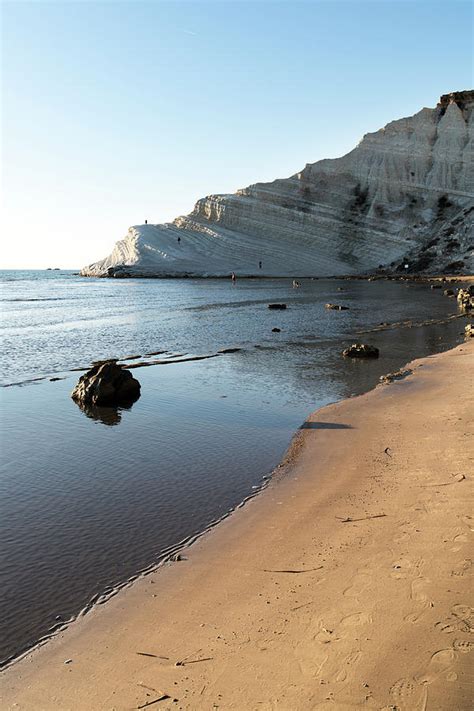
[299,421,353,430]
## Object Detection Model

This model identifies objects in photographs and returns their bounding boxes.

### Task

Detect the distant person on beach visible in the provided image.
[293,279,301,288]
[231,272,236,285]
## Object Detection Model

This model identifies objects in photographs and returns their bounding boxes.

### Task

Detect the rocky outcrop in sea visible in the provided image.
[82,91,474,278]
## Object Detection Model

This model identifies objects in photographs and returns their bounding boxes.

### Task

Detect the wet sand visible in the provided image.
[1,341,473,710]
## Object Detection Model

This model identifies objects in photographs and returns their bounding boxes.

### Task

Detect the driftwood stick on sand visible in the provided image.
[177,656,213,666]
[336,514,387,523]
[136,652,169,659]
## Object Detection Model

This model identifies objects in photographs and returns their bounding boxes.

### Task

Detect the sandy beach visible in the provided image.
[1,340,472,710]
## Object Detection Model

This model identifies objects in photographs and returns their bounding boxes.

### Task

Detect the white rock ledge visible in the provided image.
[82,91,474,278]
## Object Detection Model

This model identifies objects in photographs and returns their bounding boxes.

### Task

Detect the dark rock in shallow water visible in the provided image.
[218,347,242,354]
[71,360,140,406]
[342,343,380,359]
[272,327,281,332]
[325,303,349,311]
[457,286,474,311]
[444,288,455,296]
[268,303,287,310]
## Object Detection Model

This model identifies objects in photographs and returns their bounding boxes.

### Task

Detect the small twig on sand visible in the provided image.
[137,683,160,694]
[291,601,314,612]
[136,652,169,659]
[384,447,392,457]
[177,657,213,666]
[263,566,323,574]
[336,514,386,523]
[421,475,466,487]
[137,694,170,708]
[175,648,203,666]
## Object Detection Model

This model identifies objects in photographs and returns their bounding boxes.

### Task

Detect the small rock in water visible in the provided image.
[342,343,379,359]
[71,360,140,406]
[457,286,474,311]
[272,327,281,332]
[268,303,287,310]
[465,323,473,338]
[444,288,455,297]
[325,303,349,311]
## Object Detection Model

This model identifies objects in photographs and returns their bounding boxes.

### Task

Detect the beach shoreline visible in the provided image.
[1,340,473,710]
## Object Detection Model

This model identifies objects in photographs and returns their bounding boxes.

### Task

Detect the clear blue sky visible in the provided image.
[2,0,472,268]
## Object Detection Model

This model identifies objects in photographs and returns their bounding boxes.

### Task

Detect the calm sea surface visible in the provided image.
[0,270,467,665]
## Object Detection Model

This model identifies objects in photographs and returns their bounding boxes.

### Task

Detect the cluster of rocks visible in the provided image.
[465,324,474,338]
[342,343,379,359]
[71,360,141,406]
[380,368,412,384]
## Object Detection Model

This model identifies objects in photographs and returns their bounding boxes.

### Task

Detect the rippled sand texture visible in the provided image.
[1,342,472,709]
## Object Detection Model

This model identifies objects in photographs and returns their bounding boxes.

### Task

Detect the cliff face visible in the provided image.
[82,91,474,277]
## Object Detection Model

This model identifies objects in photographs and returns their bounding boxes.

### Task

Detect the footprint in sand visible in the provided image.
[389,677,424,705]
[451,558,473,577]
[313,624,339,645]
[404,577,434,624]
[451,532,468,552]
[414,648,457,685]
[340,611,372,627]
[453,638,474,653]
[390,557,424,580]
[435,603,473,634]
[333,649,362,683]
[342,570,372,598]
[394,521,416,544]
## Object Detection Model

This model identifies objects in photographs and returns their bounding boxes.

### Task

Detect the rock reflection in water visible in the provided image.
[74,400,135,426]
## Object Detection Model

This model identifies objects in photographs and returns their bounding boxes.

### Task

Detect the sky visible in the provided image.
[1,0,472,269]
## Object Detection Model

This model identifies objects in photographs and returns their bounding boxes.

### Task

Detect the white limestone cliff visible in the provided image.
[82,91,474,278]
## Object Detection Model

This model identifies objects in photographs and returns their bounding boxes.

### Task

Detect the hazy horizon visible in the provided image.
[2,0,472,269]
